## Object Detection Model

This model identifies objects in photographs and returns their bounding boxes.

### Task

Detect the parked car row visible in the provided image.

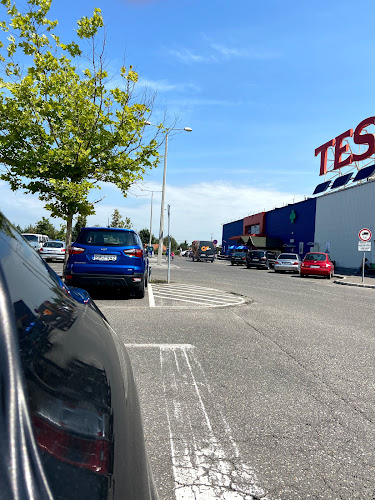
[230,250,335,279]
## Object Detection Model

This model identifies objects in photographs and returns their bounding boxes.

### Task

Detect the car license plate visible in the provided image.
[311,265,319,268]
[93,254,117,261]
[252,259,259,261]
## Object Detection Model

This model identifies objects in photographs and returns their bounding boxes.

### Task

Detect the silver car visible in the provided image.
[274,253,302,273]
[39,240,66,261]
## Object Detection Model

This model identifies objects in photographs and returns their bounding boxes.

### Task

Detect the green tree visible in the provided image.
[0,0,161,264]
[35,217,56,238]
[179,240,189,251]
[110,208,132,229]
[55,224,66,241]
[22,223,37,233]
[72,214,87,241]
[138,228,157,245]
[165,235,178,252]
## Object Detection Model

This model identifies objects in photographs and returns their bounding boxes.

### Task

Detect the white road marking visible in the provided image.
[125,343,194,349]
[126,343,267,499]
[148,282,156,307]
[153,293,240,305]
[160,345,268,499]
[151,284,245,308]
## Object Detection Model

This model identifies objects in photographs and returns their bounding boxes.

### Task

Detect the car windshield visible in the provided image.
[278,254,298,259]
[77,230,138,247]
[305,253,326,261]
[43,242,64,248]
[249,251,264,258]
[23,234,38,242]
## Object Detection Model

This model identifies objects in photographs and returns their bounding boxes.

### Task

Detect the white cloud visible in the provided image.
[167,42,281,65]
[0,182,63,228]
[167,48,217,64]
[209,43,280,60]
[87,181,305,244]
[138,77,199,93]
[0,180,304,245]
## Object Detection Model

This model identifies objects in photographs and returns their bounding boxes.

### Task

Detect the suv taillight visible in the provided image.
[124,248,143,258]
[68,246,85,255]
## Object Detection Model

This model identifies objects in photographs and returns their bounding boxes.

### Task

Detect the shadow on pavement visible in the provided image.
[81,286,133,301]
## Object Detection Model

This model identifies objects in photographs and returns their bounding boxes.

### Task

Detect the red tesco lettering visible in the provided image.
[315,117,375,175]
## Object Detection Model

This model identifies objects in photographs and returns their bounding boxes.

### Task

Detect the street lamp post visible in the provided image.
[145,122,192,265]
[140,188,162,254]
[149,191,153,249]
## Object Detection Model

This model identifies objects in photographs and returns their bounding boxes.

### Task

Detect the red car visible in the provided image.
[300,252,334,279]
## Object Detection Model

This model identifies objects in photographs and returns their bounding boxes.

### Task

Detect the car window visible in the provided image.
[278,254,298,259]
[77,230,138,246]
[23,234,38,242]
[305,253,326,261]
[44,242,64,248]
[249,251,264,258]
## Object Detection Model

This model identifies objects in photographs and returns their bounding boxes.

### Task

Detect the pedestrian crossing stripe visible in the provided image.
[149,283,245,308]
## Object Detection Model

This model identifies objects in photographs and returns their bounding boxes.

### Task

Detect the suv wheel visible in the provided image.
[134,278,145,299]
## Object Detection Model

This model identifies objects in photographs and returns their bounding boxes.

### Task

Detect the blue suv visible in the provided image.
[64,227,148,298]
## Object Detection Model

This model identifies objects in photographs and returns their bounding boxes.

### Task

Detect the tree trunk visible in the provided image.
[63,215,74,273]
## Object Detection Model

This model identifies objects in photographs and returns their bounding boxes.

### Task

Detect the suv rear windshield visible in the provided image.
[304,253,326,261]
[77,229,138,247]
[249,251,265,258]
[278,254,298,259]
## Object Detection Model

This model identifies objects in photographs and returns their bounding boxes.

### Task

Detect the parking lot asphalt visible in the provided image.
[47,257,375,499]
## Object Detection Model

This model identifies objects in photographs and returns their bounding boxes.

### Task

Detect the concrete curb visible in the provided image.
[333,276,375,289]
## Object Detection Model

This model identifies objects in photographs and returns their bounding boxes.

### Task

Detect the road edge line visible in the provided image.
[148,282,156,307]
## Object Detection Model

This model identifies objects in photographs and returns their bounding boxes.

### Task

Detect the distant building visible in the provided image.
[222,180,375,270]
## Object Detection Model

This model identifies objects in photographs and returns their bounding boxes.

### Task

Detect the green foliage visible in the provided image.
[179,240,189,251]
[72,214,87,241]
[55,223,66,241]
[165,235,178,252]
[35,216,56,238]
[138,228,157,245]
[110,208,132,229]
[22,223,37,233]
[0,0,161,253]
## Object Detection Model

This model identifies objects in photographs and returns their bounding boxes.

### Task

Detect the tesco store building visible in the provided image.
[222,116,375,271]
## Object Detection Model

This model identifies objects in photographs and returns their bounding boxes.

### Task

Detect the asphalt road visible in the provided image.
[51,258,375,499]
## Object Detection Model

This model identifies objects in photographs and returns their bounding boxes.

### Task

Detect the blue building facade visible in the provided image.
[222,219,243,255]
[264,198,317,255]
[222,198,317,256]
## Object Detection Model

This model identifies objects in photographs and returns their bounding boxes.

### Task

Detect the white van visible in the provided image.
[22,233,49,251]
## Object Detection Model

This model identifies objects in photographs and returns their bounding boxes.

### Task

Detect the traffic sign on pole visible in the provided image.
[358,241,371,251]
[358,228,372,241]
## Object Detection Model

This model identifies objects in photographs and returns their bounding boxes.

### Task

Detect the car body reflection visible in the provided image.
[0,211,158,499]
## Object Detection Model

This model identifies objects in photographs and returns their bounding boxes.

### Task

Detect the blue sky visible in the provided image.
[1,0,375,243]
